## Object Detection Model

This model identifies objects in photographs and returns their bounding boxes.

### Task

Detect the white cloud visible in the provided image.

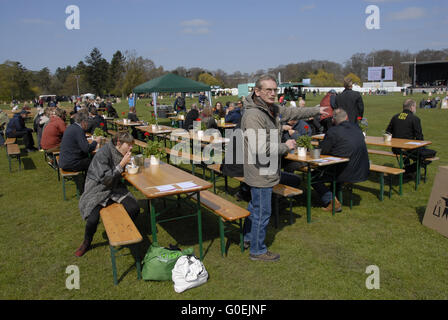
[20,18,53,25]
[180,19,210,27]
[389,7,426,21]
[180,19,211,35]
[300,4,316,12]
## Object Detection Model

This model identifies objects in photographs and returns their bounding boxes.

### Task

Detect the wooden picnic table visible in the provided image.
[136,125,175,135]
[217,122,237,129]
[123,161,212,260]
[284,152,349,223]
[312,134,432,193]
[170,129,230,145]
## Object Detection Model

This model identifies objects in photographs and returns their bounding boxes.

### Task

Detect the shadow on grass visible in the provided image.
[21,157,36,170]
[415,206,426,223]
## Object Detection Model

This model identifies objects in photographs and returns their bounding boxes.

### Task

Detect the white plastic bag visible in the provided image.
[172,255,208,293]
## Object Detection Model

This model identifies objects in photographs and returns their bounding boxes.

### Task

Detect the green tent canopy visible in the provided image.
[133,73,211,94]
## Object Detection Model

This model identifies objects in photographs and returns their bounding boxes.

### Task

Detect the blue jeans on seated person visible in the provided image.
[312,172,342,206]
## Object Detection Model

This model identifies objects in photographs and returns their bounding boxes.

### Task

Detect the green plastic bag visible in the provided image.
[142,244,194,281]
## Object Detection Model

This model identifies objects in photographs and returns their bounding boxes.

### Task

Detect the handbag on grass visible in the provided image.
[142,244,194,281]
[172,255,208,293]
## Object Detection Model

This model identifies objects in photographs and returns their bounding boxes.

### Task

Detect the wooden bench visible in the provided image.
[7,143,21,172]
[368,149,396,157]
[99,203,143,285]
[133,139,148,153]
[207,164,303,227]
[57,154,83,200]
[192,190,250,257]
[5,137,16,145]
[369,164,405,201]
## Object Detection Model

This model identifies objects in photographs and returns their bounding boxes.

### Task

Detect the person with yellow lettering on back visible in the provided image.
[385,99,436,174]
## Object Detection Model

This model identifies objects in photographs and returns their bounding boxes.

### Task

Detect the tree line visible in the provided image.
[1,47,446,101]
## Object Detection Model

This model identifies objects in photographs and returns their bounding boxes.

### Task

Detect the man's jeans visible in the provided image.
[243,187,272,256]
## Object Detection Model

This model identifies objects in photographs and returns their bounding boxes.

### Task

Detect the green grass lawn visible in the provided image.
[1,93,447,299]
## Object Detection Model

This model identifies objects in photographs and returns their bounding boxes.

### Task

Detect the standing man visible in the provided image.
[128,93,135,110]
[174,93,186,112]
[334,77,364,124]
[241,74,328,262]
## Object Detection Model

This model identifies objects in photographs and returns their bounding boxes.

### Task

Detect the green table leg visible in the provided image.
[149,200,158,245]
[306,165,312,223]
[196,192,203,260]
[218,217,225,257]
[379,173,384,201]
[416,149,421,191]
[332,179,336,216]
[399,151,403,196]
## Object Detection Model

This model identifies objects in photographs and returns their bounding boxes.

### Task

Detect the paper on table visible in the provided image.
[155,184,177,192]
[311,159,330,163]
[405,142,424,145]
[322,157,342,161]
[176,181,199,189]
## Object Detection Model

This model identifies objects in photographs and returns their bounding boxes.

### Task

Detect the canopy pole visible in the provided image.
[206,91,212,108]
[152,92,158,124]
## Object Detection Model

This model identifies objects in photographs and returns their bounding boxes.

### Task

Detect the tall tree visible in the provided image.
[109,50,126,96]
[84,48,110,96]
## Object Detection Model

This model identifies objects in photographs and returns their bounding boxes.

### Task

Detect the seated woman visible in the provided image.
[201,106,218,129]
[75,131,140,257]
[41,108,67,151]
[213,102,226,119]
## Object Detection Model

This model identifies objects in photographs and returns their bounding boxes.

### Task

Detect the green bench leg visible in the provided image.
[136,256,142,280]
[110,246,118,285]
[239,219,244,253]
[289,199,293,225]
[379,173,384,201]
[62,177,67,201]
[211,170,216,194]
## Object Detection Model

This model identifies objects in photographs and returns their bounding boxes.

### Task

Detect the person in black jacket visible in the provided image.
[385,99,436,173]
[224,103,242,124]
[313,109,370,212]
[6,110,37,152]
[59,112,101,172]
[86,106,106,134]
[183,104,199,130]
[334,77,364,124]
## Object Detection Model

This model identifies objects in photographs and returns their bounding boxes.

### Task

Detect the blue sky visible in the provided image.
[0,0,446,73]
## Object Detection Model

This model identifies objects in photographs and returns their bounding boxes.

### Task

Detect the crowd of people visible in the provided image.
[0,75,439,263]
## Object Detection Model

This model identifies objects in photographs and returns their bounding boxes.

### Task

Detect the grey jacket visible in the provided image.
[79,141,135,220]
[241,93,320,188]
